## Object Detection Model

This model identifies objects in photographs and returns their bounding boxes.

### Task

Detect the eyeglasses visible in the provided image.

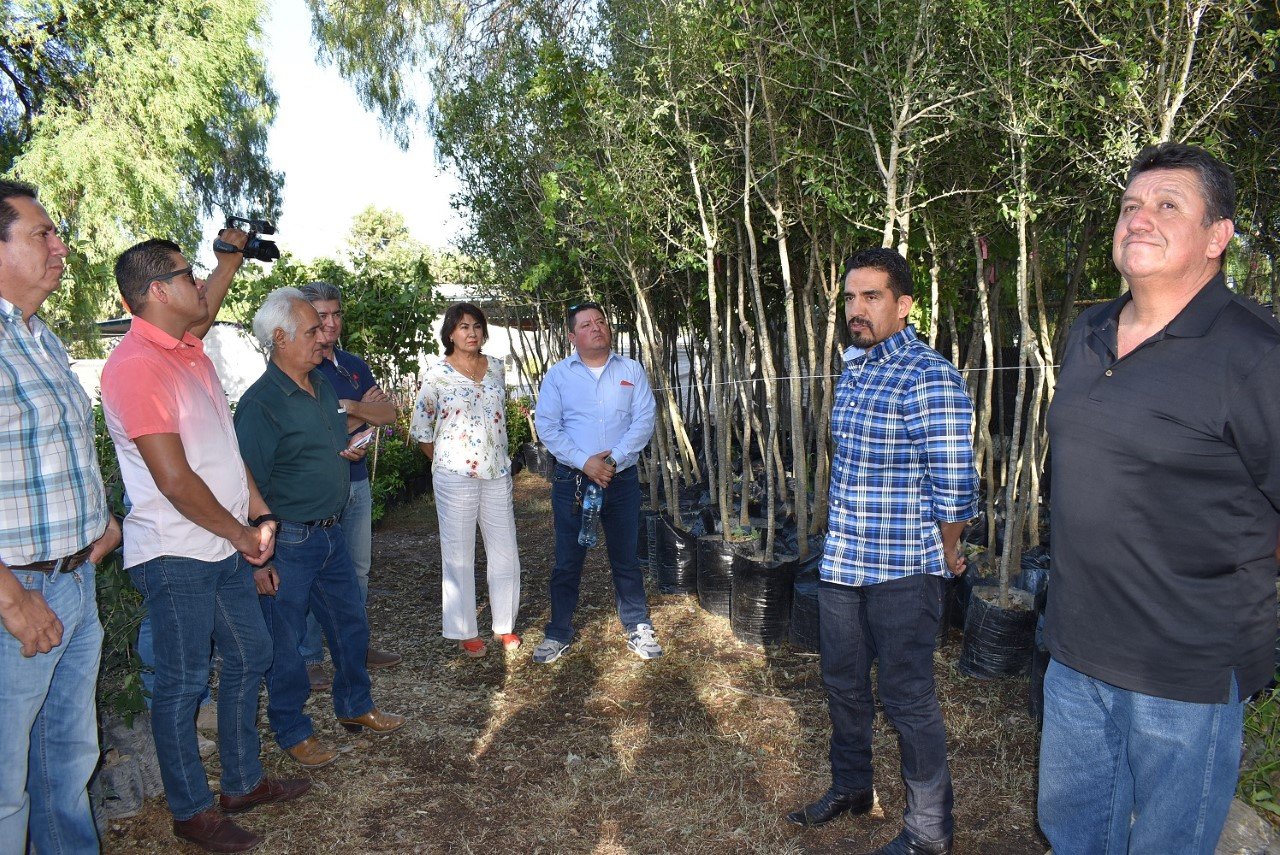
[152,266,194,285]
[331,356,357,385]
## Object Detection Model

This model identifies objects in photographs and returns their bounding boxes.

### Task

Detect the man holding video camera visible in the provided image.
[102,230,311,852]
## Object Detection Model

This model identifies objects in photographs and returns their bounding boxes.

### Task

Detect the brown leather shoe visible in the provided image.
[306,663,331,693]
[173,807,262,853]
[219,777,312,814]
[285,736,338,768]
[366,647,402,669]
[337,709,407,734]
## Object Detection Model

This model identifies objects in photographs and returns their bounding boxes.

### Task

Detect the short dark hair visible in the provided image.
[440,302,489,355]
[0,180,38,242]
[566,300,605,329]
[114,238,183,314]
[1127,142,1235,226]
[842,248,913,299]
[299,281,343,305]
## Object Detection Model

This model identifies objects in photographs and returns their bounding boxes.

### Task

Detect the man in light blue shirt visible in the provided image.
[533,301,658,663]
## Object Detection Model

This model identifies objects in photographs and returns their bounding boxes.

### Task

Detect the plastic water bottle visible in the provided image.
[578,483,604,548]
[578,457,613,547]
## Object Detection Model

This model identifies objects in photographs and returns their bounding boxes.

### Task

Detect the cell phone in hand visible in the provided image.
[348,430,375,450]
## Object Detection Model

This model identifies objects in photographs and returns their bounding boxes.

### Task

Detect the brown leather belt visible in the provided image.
[9,545,93,574]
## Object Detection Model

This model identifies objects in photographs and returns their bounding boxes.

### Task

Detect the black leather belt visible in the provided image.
[296,516,339,528]
[9,545,93,574]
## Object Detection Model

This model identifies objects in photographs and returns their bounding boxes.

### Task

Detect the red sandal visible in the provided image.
[459,638,487,658]
[493,633,522,651]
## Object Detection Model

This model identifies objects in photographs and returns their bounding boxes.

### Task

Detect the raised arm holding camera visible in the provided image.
[192,223,250,338]
[100,231,312,853]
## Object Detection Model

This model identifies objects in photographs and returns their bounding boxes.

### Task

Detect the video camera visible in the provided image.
[212,215,280,263]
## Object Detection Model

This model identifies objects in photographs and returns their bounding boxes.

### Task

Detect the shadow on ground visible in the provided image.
[105,470,1047,854]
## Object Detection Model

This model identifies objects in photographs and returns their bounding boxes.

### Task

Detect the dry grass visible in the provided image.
[106,471,1047,854]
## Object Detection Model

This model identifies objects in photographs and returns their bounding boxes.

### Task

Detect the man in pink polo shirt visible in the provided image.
[101,236,309,853]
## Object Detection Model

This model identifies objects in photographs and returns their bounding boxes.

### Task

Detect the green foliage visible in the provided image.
[305,0,1280,631]
[95,552,146,721]
[221,207,440,387]
[368,422,430,525]
[507,395,533,458]
[91,405,145,720]
[2,0,281,342]
[306,0,432,147]
[342,207,440,385]
[1240,684,1280,823]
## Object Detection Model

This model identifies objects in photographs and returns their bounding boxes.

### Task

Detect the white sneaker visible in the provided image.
[532,637,570,664]
[627,624,663,660]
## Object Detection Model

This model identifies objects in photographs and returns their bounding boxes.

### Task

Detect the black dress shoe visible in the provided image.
[862,828,952,855]
[785,787,875,826]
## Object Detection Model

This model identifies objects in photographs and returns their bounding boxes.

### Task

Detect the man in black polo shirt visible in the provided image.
[235,288,406,770]
[1039,142,1280,853]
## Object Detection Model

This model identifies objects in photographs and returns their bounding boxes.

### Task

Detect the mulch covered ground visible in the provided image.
[106,471,1048,853]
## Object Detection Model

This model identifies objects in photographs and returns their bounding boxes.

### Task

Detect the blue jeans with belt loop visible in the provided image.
[1038,658,1244,854]
[129,552,272,821]
[544,463,648,643]
[0,563,103,854]
[300,478,372,663]
[261,520,373,750]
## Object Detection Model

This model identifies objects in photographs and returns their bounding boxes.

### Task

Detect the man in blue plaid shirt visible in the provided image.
[0,180,122,853]
[787,248,977,855]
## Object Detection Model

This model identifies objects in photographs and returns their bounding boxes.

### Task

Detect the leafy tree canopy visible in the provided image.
[224,206,440,386]
[1,0,281,343]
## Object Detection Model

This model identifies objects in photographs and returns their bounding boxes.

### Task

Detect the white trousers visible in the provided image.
[432,470,522,639]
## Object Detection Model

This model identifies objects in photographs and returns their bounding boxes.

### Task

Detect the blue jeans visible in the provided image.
[129,553,272,821]
[1038,658,1244,854]
[261,521,373,750]
[818,575,952,843]
[0,564,102,854]
[545,464,648,643]
[300,479,371,663]
[136,614,212,710]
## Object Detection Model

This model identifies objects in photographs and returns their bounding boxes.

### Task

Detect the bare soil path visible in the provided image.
[106,471,1047,853]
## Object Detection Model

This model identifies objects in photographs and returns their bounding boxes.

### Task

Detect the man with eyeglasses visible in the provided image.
[294,281,401,690]
[533,301,659,663]
[101,236,310,852]
[0,180,122,854]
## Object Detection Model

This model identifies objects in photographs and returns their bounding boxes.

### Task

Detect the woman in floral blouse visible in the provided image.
[410,303,521,657]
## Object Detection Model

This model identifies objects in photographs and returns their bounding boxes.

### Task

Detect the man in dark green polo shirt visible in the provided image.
[234,287,406,769]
